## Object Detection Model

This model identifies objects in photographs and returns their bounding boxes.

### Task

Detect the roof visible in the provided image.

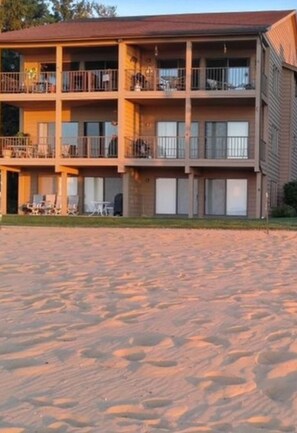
[0,10,295,44]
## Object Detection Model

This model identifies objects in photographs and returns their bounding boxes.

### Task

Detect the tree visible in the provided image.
[283,180,297,212]
[49,1,117,21]
[0,0,50,32]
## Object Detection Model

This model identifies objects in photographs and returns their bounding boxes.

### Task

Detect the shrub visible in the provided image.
[283,180,297,211]
[271,204,297,218]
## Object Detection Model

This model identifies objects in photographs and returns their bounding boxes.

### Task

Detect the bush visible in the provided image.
[271,204,297,218]
[283,180,297,211]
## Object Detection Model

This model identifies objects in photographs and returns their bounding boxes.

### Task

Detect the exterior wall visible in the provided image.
[279,69,297,200]
[266,15,297,205]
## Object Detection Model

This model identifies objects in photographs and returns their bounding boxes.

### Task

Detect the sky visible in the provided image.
[112,0,297,16]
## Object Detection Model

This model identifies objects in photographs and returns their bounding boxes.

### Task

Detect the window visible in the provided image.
[205,179,247,216]
[271,125,279,155]
[206,58,250,89]
[157,121,198,158]
[84,177,122,212]
[206,121,248,159]
[155,178,198,215]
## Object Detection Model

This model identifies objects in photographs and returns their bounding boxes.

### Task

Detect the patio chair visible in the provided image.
[44,194,56,215]
[67,195,79,215]
[54,195,62,215]
[28,194,44,215]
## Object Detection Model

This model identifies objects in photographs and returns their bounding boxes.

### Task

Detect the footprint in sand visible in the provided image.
[224,350,253,364]
[245,416,295,432]
[146,360,177,368]
[257,350,297,365]
[142,398,172,409]
[260,372,297,402]
[105,404,159,420]
[204,371,246,385]
[114,348,146,362]
[265,330,292,342]
[129,333,169,347]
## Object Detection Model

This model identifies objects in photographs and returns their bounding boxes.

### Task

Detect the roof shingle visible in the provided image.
[0,10,295,44]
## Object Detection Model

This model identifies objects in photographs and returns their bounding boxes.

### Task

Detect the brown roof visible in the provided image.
[0,10,295,44]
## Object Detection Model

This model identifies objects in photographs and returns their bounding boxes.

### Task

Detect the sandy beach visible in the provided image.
[0,226,297,433]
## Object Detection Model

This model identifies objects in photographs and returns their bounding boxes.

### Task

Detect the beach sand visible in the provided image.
[0,226,297,433]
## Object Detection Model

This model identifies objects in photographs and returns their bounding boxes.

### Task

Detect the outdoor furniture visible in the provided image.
[67,195,79,215]
[27,194,45,215]
[89,200,111,216]
[44,194,56,214]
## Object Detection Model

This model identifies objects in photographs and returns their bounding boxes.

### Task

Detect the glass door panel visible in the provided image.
[227,179,247,216]
[227,122,248,159]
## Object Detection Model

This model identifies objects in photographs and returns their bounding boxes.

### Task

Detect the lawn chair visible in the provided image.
[67,195,79,215]
[44,194,56,215]
[28,194,44,215]
[54,195,62,215]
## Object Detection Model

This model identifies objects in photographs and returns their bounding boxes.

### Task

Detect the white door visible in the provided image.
[156,178,176,214]
[226,179,247,216]
[84,177,103,212]
[227,122,248,159]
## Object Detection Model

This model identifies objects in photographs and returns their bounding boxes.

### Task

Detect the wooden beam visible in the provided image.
[0,166,21,173]
[55,166,79,175]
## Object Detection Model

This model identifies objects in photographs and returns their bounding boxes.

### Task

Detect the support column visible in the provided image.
[122,171,129,217]
[61,171,68,215]
[188,170,194,218]
[256,171,262,218]
[0,168,7,215]
[55,45,63,159]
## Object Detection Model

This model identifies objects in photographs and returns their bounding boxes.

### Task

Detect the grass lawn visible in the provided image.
[1,214,297,230]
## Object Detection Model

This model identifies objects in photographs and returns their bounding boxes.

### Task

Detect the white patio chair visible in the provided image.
[54,195,62,215]
[44,194,56,215]
[28,194,44,215]
[67,195,79,215]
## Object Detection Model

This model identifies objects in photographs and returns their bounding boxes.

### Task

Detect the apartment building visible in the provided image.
[0,10,296,217]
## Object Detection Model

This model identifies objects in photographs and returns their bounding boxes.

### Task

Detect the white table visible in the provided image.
[89,201,111,216]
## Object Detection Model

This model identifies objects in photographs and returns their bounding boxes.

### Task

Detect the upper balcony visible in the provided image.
[0,66,256,95]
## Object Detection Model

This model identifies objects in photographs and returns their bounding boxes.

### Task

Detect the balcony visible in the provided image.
[125,136,193,159]
[0,72,56,94]
[205,136,252,159]
[60,136,118,158]
[0,136,55,158]
[192,67,255,91]
[62,70,118,92]
[126,68,186,91]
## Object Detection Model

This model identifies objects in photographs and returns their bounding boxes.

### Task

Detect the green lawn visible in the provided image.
[1,214,297,230]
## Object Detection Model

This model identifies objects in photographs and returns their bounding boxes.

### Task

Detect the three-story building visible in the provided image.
[0,10,296,217]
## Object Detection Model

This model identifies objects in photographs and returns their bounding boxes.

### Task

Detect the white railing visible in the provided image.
[0,72,56,93]
[192,67,255,91]
[62,70,118,92]
[126,68,186,91]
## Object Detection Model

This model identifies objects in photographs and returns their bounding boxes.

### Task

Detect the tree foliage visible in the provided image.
[48,1,117,21]
[283,180,297,212]
[0,0,117,31]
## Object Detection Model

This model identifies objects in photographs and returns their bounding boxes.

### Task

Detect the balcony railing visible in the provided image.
[0,136,55,158]
[125,136,187,159]
[126,68,186,91]
[192,67,255,91]
[0,72,56,93]
[205,136,251,159]
[60,136,118,158]
[62,70,118,92]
